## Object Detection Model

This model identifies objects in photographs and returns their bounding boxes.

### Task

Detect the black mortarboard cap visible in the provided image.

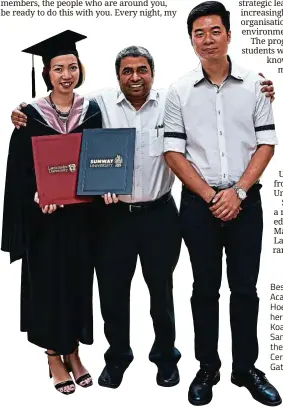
[22,30,87,98]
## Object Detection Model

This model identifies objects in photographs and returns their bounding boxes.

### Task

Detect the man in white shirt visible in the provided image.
[88,47,182,389]
[164,2,281,406]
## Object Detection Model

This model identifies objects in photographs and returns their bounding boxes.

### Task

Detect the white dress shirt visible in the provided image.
[86,88,174,203]
[164,58,277,188]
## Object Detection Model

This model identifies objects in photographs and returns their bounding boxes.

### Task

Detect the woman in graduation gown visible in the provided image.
[1,31,102,394]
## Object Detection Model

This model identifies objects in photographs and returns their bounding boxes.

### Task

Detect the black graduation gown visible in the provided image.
[1,100,102,354]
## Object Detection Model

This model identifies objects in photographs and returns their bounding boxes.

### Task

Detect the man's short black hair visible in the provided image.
[187,1,230,38]
[115,46,155,78]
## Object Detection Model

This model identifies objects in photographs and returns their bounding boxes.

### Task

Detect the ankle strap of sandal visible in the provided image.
[45,351,61,356]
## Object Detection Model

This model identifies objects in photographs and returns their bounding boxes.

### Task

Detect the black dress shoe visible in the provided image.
[231,367,282,406]
[98,365,125,389]
[188,367,220,406]
[156,366,180,387]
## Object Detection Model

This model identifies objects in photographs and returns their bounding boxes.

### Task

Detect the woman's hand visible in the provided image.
[102,193,119,205]
[34,192,63,214]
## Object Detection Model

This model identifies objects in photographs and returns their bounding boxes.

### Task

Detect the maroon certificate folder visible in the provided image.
[31,133,92,206]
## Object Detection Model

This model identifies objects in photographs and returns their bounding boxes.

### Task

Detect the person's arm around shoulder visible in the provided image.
[10,79,274,129]
[164,85,216,204]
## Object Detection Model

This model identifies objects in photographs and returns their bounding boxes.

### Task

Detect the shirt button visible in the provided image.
[219,131,222,135]
[221,152,225,157]
[218,110,220,115]
[223,174,226,178]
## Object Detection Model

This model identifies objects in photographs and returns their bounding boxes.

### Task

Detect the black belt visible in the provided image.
[119,191,172,213]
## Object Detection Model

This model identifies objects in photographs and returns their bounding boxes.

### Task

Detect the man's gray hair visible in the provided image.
[115,45,155,78]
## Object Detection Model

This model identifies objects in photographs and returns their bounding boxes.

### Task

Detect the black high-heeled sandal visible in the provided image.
[45,351,76,395]
[75,372,93,388]
[64,347,93,388]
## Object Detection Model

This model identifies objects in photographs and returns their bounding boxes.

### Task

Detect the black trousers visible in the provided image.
[94,195,182,370]
[180,185,263,372]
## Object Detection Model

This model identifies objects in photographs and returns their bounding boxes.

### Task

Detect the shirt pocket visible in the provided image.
[149,128,164,157]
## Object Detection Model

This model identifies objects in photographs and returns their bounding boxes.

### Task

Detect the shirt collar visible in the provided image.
[193,56,243,87]
[116,88,159,105]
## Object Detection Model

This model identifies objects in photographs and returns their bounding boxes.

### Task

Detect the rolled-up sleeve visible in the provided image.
[164,85,186,154]
[254,79,277,145]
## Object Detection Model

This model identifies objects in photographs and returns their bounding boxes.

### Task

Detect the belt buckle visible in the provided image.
[129,204,142,212]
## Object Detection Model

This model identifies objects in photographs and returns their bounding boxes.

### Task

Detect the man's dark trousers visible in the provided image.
[180,184,263,372]
[94,194,182,371]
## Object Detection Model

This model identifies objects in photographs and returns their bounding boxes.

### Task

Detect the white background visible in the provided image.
[0,0,282,406]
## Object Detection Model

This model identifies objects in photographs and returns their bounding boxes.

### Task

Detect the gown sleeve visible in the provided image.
[1,126,29,263]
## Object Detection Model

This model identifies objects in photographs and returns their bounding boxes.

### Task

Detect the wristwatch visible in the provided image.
[232,184,247,200]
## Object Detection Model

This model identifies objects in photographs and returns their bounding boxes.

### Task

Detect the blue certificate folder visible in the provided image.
[77,128,136,195]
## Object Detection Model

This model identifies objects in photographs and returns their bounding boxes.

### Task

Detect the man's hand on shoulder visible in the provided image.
[11,103,28,129]
[259,73,275,102]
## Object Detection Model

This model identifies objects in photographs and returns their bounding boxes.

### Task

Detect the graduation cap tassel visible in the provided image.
[32,54,36,98]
